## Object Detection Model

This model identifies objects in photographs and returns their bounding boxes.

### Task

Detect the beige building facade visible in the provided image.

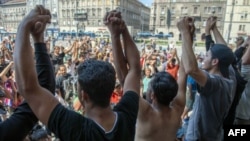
[223,0,250,44]
[0,0,150,37]
[26,0,59,37]
[150,0,227,41]
[0,0,26,33]
[58,0,150,36]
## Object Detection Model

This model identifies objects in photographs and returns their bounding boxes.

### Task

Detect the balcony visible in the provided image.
[160,15,166,18]
[191,12,201,17]
[237,31,247,36]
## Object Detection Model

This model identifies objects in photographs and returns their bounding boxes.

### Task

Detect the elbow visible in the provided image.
[185,66,200,75]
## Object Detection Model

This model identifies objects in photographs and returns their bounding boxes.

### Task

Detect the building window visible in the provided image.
[242,25,246,31]
[171,7,175,14]
[161,7,165,15]
[243,0,250,5]
[208,7,211,13]
[92,9,96,16]
[160,19,164,26]
[239,25,242,31]
[194,7,198,14]
[181,7,184,14]
[218,7,222,13]
[98,8,101,16]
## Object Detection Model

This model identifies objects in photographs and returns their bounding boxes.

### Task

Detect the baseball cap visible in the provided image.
[210,44,234,78]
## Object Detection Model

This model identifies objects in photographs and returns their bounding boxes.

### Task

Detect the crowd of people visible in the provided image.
[0,5,249,141]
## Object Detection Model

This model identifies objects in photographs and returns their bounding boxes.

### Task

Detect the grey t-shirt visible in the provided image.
[185,67,236,141]
[236,65,250,120]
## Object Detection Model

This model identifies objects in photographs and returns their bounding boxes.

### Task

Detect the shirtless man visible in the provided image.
[105,11,188,141]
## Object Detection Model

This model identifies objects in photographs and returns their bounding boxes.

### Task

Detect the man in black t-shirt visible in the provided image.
[0,5,55,140]
[14,6,140,141]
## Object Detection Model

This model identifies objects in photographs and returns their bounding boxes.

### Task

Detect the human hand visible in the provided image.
[206,16,217,32]
[19,5,51,43]
[242,36,250,48]
[171,48,177,56]
[177,17,195,38]
[103,10,125,36]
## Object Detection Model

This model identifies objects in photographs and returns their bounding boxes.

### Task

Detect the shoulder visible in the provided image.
[113,91,139,114]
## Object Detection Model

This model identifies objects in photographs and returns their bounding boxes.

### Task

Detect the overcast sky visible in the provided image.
[139,0,153,6]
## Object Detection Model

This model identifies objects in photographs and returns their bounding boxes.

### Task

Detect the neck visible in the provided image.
[86,105,114,119]
[208,68,222,77]
[152,100,171,112]
[85,105,116,132]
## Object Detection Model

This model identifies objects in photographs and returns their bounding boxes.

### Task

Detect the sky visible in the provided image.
[139,0,153,6]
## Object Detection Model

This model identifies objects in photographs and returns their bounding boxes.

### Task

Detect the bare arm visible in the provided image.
[0,61,13,82]
[241,37,250,65]
[122,26,141,94]
[175,51,180,65]
[211,17,227,45]
[14,6,59,126]
[172,60,187,113]
[205,16,215,51]
[111,35,128,86]
[63,42,75,54]
[178,17,207,87]
[242,43,250,65]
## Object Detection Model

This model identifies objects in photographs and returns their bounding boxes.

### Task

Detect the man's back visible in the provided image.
[48,91,139,141]
[135,104,181,141]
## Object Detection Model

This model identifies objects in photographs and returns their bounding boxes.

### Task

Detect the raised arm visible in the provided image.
[14,5,59,126]
[241,37,250,65]
[175,49,180,65]
[211,16,227,45]
[121,21,141,94]
[172,60,187,113]
[0,61,13,82]
[177,17,207,86]
[205,16,216,51]
[0,6,56,141]
[106,12,141,95]
[105,11,128,86]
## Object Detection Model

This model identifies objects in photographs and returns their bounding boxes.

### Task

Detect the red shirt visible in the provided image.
[166,64,179,80]
[110,91,122,105]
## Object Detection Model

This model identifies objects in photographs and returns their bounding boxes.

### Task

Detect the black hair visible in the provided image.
[148,72,178,106]
[77,59,116,107]
[210,44,234,78]
[171,58,176,64]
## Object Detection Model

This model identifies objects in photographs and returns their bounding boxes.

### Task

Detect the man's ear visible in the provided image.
[79,90,88,102]
[211,58,219,66]
[82,91,90,103]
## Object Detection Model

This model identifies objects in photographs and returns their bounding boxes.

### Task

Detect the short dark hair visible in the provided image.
[148,72,178,106]
[77,59,116,107]
[210,44,234,78]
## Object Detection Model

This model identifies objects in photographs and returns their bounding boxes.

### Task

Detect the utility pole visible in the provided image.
[227,0,235,43]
